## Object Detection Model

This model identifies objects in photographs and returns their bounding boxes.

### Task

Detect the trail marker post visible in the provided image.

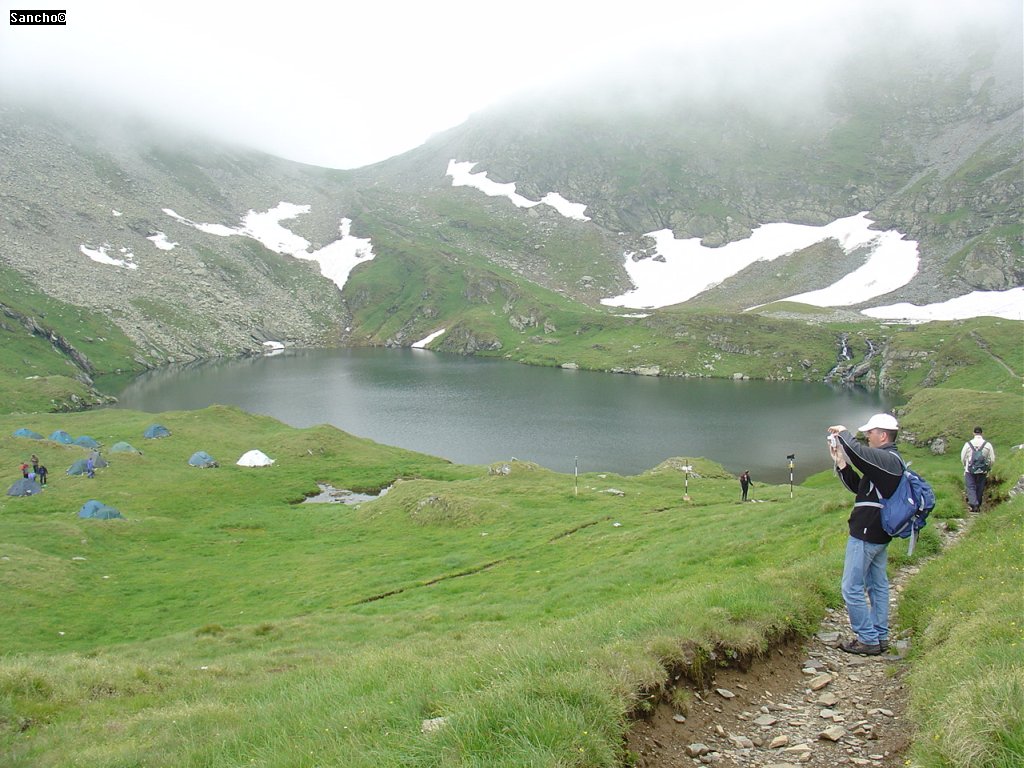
[681,463,693,501]
[787,453,795,499]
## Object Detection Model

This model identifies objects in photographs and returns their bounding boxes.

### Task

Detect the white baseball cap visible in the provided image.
[858,413,899,432]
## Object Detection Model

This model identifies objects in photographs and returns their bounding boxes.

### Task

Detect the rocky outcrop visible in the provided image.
[434,324,502,355]
[1,302,95,378]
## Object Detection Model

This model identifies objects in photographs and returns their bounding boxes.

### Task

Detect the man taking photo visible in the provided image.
[827,413,905,656]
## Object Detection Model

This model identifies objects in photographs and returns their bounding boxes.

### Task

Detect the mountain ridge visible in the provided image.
[0,20,1020,384]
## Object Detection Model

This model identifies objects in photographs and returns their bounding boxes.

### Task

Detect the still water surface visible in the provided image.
[111,348,895,483]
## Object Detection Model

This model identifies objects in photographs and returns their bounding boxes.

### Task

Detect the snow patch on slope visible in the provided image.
[164,204,374,291]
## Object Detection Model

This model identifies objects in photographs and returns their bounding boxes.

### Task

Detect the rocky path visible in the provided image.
[626,518,970,768]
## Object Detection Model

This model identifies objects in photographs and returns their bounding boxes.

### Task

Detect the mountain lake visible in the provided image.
[108,347,897,484]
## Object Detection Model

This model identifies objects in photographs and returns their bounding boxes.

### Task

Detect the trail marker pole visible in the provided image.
[787,454,795,499]
[681,462,692,501]
[574,456,578,497]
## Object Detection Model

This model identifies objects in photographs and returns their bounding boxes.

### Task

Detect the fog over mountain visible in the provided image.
[1,0,1018,168]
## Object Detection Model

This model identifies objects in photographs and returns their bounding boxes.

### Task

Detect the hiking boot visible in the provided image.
[879,638,890,654]
[839,639,882,656]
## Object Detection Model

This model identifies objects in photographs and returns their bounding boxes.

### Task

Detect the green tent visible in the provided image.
[67,459,91,476]
[111,441,141,454]
[78,500,122,520]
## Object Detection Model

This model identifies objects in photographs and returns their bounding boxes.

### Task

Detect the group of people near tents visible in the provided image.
[5,424,165,503]
[8,423,276,513]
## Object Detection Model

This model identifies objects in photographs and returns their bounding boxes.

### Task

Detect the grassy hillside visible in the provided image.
[0,265,146,413]
[1,394,1019,766]
[899,492,1024,768]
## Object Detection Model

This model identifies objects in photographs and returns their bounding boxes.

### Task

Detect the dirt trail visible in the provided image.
[625,517,971,768]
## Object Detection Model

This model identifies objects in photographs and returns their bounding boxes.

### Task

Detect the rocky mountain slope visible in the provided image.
[0,17,1019,370]
[0,105,361,361]
[382,23,1022,308]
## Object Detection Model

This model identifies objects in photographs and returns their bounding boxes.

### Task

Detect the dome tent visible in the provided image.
[13,428,43,439]
[78,500,122,520]
[67,459,91,476]
[111,441,141,454]
[49,429,73,444]
[67,453,107,476]
[188,451,219,468]
[143,424,171,439]
[7,478,41,496]
[74,435,101,449]
[237,449,274,467]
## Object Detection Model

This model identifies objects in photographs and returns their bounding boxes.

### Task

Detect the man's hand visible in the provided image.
[828,426,848,469]
[829,441,848,469]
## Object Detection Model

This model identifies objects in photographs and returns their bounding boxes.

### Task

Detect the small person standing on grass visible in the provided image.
[37,464,48,485]
[827,413,905,657]
[20,462,29,478]
[86,455,95,479]
[739,470,752,501]
[30,454,39,475]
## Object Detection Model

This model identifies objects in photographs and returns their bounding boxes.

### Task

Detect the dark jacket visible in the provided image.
[835,430,905,544]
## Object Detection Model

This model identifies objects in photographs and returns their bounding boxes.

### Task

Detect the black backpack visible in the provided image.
[968,442,992,474]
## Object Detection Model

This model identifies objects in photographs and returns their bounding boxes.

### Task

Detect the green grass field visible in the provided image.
[1,393,1020,766]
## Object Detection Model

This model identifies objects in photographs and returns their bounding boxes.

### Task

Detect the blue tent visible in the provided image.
[13,428,43,439]
[188,451,218,468]
[143,424,171,439]
[78,500,122,520]
[111,441,141,454]
[74,435,101,449]
[6,478,41,496]
[49,429,74,444]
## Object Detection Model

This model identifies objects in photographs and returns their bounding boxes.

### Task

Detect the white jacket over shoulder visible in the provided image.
[961,435,996,473]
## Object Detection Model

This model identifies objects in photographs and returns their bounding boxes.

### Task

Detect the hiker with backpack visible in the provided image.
[960,426,995,514]
[827,413,906,657]
[739,471,752,501]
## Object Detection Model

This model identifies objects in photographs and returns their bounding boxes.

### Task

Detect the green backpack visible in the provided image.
[968,442,992,474]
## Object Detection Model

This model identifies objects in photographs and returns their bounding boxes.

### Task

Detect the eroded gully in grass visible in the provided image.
[623,514,974,768]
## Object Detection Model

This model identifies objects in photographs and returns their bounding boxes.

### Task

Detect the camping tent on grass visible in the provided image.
[188,451,219,468]
[67,459,91,476]
[67,453,107,476]
[143,424,171,439]
[74,435,100,448]
[78,500,122,519]
[13,428,43,439]
[237,449,274,467]
[111,441,141,454]
[49,429,73,444]
[6,478,41,496]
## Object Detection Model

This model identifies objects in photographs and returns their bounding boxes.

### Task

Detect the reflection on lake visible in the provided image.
[109,348,896,483]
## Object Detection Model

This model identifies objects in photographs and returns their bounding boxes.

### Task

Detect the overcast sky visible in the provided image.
[1,0,1017,169]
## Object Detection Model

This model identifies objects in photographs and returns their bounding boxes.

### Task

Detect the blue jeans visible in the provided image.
[841,536,889,645]
[964,472,987,508]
